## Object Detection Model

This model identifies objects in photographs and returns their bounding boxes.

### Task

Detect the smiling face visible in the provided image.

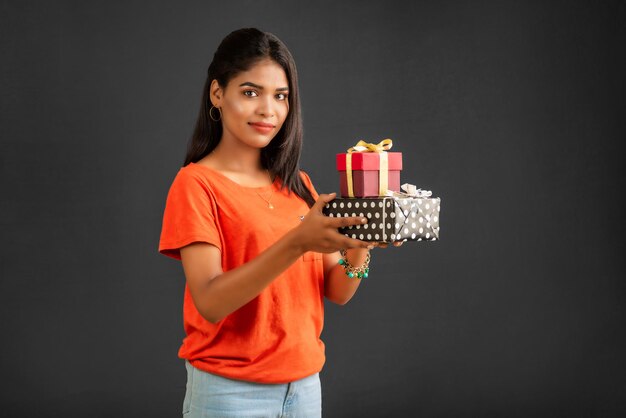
[210,59,290,151]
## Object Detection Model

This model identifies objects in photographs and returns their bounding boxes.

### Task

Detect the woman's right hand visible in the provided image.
[291,192,372,254]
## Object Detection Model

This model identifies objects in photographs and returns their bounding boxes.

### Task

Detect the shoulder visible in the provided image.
[164,164,226,206]
[176,163,207,181]
[298,169,319,199]
[299,169,314,185]
[171,163,219,191]
[162,165,221,215]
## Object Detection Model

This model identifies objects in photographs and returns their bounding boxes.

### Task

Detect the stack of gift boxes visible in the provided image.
[322,139,441,243]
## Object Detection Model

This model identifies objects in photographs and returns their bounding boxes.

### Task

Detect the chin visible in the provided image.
[247,135,276,149]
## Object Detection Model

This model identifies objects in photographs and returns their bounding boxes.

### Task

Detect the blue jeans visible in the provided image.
[183,361,322,417]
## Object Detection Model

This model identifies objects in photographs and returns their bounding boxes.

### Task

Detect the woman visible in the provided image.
[159,27,396,417]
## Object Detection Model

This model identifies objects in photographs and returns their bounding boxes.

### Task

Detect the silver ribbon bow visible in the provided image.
[386,183,432,198]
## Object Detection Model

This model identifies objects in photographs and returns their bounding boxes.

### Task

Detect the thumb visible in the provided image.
[313,192,337,211]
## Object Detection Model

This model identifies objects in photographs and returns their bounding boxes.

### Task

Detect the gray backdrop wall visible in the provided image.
[2,1,625,417]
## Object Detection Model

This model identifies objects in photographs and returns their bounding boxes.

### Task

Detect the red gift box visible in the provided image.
[336,140,403,197]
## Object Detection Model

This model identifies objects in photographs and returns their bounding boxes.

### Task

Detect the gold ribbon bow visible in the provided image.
[345,139,393,197]
[347,139,393,154]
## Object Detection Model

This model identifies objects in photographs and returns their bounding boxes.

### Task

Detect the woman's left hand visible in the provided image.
[371,241,404,249]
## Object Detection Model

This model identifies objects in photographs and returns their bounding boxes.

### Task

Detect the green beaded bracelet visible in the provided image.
[338,249,371,279]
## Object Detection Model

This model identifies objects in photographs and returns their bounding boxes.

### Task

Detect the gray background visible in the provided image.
[2,1,625,417]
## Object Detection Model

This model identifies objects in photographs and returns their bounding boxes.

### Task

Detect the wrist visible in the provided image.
[344,248,370,265]
[339,249,371,279]
[285,226,307,256]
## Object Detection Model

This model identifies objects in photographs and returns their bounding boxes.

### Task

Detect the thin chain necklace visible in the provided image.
[255,170,275,209]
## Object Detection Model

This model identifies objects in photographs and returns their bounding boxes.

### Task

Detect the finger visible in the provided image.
[341,236,372,249]
[377,243,388,249]
[312,193,337,212]
[332,216,368,228]
[393,241,404,247]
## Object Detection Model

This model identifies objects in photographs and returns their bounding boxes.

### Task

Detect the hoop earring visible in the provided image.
[209,106,222,122]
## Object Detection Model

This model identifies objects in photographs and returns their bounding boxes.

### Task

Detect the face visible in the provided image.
[211,59,290,150]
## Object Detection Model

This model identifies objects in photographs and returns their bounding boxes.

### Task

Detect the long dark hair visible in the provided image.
[184,28,315,208]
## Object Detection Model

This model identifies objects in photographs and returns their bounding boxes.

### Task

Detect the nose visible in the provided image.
[256,95,276,118]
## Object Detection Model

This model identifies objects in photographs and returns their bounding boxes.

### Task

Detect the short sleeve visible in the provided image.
[159,169,222,260]
[299,170,319,201]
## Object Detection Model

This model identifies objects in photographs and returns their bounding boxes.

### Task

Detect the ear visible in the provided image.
[209,79,223,107]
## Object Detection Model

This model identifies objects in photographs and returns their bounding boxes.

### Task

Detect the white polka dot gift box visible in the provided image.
[322,184,441,243]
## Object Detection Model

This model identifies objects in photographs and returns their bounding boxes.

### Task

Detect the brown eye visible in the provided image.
[243,90,258,97]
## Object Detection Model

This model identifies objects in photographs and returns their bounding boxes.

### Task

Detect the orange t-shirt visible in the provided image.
[159,163,325,383]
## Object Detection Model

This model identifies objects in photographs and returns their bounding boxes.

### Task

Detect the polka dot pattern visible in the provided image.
[321,196,441,243]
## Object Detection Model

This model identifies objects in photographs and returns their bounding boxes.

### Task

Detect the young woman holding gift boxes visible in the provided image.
[159,28,400,417]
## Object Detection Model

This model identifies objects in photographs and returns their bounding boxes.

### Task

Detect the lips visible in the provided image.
[249,122,275,128]
[248,122,275,134]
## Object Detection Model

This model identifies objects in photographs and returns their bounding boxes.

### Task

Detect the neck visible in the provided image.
[210,136,265,175]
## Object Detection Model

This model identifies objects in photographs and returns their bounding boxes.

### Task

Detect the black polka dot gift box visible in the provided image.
[322,185,441,243]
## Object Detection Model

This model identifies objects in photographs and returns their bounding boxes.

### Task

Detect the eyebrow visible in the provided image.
[239,82,289,92]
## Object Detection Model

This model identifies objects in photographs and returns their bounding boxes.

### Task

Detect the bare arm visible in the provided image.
[180,193,372,323]
[323,241,404,305]
[323,249,369,305]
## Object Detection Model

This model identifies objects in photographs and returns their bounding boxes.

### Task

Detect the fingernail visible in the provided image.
[367,245,374,249]
[361,218,367,223]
